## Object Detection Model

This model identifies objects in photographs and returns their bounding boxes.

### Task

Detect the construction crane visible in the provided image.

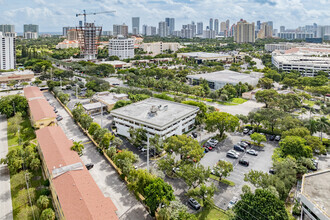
[76,10,116,24]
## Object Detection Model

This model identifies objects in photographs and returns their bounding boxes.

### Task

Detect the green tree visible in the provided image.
[205,112,239,138]
[258,77,273,89]
[177,163,210,189]
[70,141,84,156]
[304,135,326,154]
[0,148,23,174]
[40,208,55,220]
[158,200,197,220]
[316,116,330,141]
[10,171,31,189]
[8,113,23,135]
[279,136,312,159]
[157,154,177,176]
[113,100,133,110]
[144,178,175,216]
[88,122,101,136]
[234,189,288,220]
[0,95,28,118]
[250,133,267,146]
[128,127,147,147]
[16,188,36,207]
[213,160,233,180]
[282,127,310,138]
[79,114,93,130]
[93,128,108,144]
[99,132,115,150]
[17,205,40,220]
[255,89,278,108]
[127,169,156,195]
[37,195,49,209]
[111,137,123,148]
[187,183,218,208]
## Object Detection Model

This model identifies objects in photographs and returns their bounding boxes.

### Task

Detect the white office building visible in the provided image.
[0,32,16,70]
[111,98,199,139]
[299,170,330,220]
[109,37,134,59]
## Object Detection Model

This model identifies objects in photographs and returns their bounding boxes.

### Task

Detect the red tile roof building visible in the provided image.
[23,86,45,101]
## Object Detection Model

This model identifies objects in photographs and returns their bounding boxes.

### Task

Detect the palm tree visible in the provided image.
[317,117,330,141]
[306,119,318,135]
[71,141,84,156]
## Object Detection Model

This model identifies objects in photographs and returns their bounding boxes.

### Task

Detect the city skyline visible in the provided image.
[1,0,330,32]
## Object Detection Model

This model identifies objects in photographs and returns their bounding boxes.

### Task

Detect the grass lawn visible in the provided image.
[209,174,235,186]
[216,101,238,106]
[230,98,248,104]
[7,116,35,147]
[195,207,230,220]
[303,99,315,107]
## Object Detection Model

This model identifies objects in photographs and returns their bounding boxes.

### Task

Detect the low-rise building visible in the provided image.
[111,98,199,138]
[23,86,45,101]
[82,102,107,115]
[177,52,233,64]
[187,70,263,90]
[56,40,80,49]
[28,98,57,128]
[0,70,34,83]
[300,170,330,220]
[98,60,132,69]
[36,126,118,220]
[139,42,181,55]
[93,93,129,111]
[109,37,134,59]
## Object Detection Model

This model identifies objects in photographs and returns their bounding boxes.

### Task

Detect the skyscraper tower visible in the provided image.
[132,17,140,35]
[197,22,203,35]
[209,18,213,31]
[165,18,175,35]
[214,19,219,35]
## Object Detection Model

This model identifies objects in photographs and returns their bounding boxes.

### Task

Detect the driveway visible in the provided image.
[44,92,150,220]
[0,115,13,220]
[200,132,276,209]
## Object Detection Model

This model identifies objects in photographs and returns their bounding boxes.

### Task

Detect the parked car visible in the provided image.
[269,135,276,141]
[203,144,213,151]
[311,159,318,171]
[238,142,248,149]
[242,141,252,146]
[207,139,218,147]
[275,135,281,141]
[269,168,276,174]
[85,163,94,170]
[172,167,180,173]
[56,116,63,121]
[54,110,58,113]
[228,150,240,156]
[227,196,238,209]
[188,198,201,210]
[234,145,245,152]
[239,159,249,166]
[204,147,209,153]
[192,132,198,138]
[226,151,239,159]
[246,149,258,156]
[248,129,254,135]
[243,128,250,134]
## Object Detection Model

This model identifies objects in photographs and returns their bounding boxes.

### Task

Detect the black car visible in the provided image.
[234,145,245,152]
[269,168,276,174]
[239,159,249,166]
[192,132,198,138]
[188,198,201,210]
[85,163,94,170]
[269,135,276,141]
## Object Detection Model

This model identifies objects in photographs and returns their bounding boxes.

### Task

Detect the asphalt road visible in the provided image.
[200,132,276,210]
[44,92,150,220]
[0,115,13,220]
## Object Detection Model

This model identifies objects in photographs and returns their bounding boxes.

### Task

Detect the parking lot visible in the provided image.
[200,132,277,209]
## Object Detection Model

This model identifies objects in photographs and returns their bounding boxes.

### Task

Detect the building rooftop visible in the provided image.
[23,86,44,101]
[82,102,106,111]
[301,170,330,217]
[96,93,128,105]
[111,98,199,129]
[28,98,56,121]
[0,70,34,77]
[178,52,231,58]
[36,126,118,220]
[273,55,330,66]
[187,70,263,85]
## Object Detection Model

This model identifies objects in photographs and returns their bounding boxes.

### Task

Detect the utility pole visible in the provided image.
[100,102,103,128]
[60,77,62,88]
[147,135,150,172]
[13,102,15,114]
[76,86,78,100]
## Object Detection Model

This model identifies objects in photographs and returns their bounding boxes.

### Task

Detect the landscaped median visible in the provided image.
[209,174,235,186]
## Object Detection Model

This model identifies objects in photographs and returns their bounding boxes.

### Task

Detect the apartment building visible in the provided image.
[139,42,180,55]
[109,37,134,59]
[234,19,255,43]
[0,32,16,70]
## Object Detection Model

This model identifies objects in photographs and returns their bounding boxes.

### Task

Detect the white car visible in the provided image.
[247,149,258,156]
[228,150,240,156]
[227,196,238,209]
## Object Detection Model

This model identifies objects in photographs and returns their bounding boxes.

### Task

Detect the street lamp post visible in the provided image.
[147,135,150,172]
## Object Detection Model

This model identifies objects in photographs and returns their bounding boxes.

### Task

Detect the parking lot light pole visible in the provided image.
[147,135,150,172]
[100,102,103,128]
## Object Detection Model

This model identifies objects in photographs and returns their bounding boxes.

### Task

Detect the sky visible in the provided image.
[1,0,330,33]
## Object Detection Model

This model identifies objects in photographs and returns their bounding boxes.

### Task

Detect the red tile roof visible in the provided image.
[36,126,118,220]
[28,99,57,121]
[23,86,44,101]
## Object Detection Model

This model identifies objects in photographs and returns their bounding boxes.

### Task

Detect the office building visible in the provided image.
[165,18,175,35]
[111,98,199,139]
[257,22,273,39]
[197,22,203,35]
[214,19,219,35]
[177,52,233,63]
[203,30,216,39]
[113,24,128,37]
[0,32,15,70]
[265,42,301,52]
[234,19,255,43]
[62,26,75,36]
[158,21,168,37]
[24,24,39,38]
[187,70,262,90]
[142,25,157,36]
[132,17,140,35]
[278,30,314,40]
[209,18,213,31]
[299,170,330,220]
[109,37,134,59]
[0,24,15,33]
[140,42,180,55]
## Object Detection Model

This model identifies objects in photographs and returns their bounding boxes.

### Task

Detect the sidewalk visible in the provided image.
[0,115,13,220]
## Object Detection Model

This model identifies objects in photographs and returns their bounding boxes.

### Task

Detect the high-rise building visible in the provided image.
[0,32,16,70]
[0,24,15,33]
[220,22,226,36]
[209,18,213,31]
[257,22,273,39]
[317,25,330,39]
[165,18,175,35]
[214,19,219,35]
[24,24,39,39]
[256,21,261,31]
[234,19,255,43]
[142,25,157,36]
[280,26,285,33]
[109,37,134,59]
[181,22,196,39]
[158,21,168,37]
[203,29,216,39]
[113,24,128,37]
[62,26,75,36]
[132,17,140,35]
[226,20,230,31]
[197,22,203,35]
[77,23,102,60]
